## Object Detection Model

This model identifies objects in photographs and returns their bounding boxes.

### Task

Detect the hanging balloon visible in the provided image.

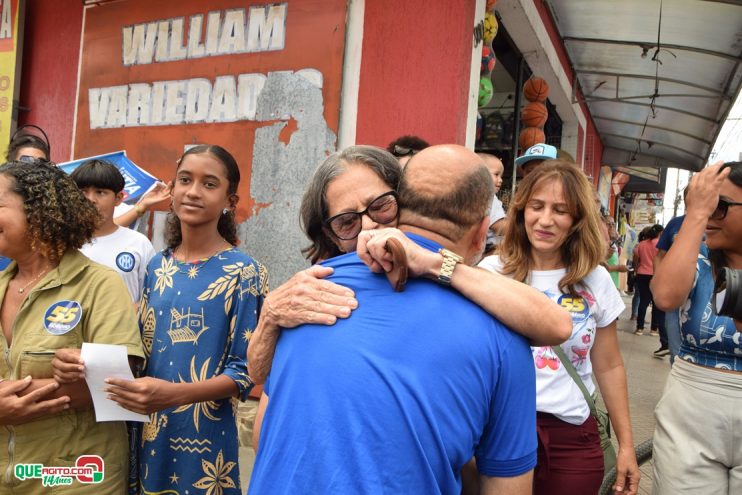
[483,12,498,44]
[486,0,498,10]
[478,76,494,107]
[481,45,496,75]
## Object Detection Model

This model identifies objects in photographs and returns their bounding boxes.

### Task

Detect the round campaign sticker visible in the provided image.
[44,300,83,335]
[116,252,136,272]
[557,294,589,323]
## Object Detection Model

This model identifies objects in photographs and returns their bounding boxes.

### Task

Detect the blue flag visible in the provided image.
[58,151,160,202]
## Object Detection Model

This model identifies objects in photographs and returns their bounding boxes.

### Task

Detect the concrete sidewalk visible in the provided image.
[598,293,672,495]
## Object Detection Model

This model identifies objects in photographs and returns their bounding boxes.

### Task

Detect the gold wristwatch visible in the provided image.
[437,248,463,285]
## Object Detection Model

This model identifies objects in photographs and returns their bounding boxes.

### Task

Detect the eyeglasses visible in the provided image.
[392,145,419,158]
[710,198,742,220]
[19,155,42,163]
[324,191,399,240]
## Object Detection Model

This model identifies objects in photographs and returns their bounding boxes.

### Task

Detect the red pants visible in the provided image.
[534,412,604,495]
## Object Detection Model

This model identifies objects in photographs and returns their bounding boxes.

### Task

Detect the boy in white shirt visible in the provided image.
[71,160,155,304]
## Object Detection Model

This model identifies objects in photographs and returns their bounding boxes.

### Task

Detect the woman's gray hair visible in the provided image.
[300,145,402,263]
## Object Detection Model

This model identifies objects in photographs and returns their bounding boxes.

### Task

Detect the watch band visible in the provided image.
[437,248,463,285]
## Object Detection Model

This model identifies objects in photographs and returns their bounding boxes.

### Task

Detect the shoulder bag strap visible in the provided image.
[551,345,598,417]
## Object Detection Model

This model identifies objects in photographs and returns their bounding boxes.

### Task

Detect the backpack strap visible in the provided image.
[551,345,597,418]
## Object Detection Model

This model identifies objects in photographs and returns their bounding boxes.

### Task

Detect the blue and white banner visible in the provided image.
[58,151,160,202]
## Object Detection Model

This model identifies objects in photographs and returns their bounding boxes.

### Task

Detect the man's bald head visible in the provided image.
[399,145,493,239]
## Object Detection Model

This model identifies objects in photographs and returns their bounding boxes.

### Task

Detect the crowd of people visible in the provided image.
[0,124,739,495]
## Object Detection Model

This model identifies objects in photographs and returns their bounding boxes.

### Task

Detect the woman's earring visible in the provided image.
[222,208,229,215]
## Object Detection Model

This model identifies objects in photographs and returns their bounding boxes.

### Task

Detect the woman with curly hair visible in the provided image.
[479,161,639,495]
[0,127,52,272]
[0,160,144,493]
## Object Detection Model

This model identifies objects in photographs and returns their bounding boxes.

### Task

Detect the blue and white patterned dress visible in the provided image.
[136,247,267,495]
[677,251,742,370]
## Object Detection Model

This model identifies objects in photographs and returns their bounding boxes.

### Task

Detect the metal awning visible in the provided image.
[546,0,742,172]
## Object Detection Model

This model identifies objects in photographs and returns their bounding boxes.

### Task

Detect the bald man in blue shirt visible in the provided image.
[249,145,536,495]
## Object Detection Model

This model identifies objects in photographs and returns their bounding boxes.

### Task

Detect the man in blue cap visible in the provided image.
[515,143,558,176]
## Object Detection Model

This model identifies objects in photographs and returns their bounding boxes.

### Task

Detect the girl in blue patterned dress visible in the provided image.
[105,144,267,495]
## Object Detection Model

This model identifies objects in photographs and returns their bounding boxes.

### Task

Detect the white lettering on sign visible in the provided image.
[87,70,324,129]
[0,0,12,40]
[121,4,287,66]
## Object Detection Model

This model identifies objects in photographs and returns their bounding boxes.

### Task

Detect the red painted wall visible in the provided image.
[584,116,604,182]
[355,0,476,147]
[17,0,83,162]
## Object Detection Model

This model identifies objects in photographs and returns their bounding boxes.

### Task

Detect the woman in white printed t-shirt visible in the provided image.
[479,161,639,495]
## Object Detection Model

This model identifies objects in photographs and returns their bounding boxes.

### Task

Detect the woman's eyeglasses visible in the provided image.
[711,198,742,220]
[392,145,419,158]
[324,191,399,240]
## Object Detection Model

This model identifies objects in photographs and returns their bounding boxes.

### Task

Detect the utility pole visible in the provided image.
[672,168,680,218]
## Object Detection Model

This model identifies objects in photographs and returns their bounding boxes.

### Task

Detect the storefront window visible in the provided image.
[475,20,562,205]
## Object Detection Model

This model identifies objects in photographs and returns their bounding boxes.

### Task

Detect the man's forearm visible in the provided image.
[480,471,533,495]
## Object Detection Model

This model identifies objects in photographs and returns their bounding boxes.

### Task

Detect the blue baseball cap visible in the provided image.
[515,143,558,167]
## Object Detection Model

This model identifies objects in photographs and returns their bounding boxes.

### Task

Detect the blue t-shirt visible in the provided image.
[249,234,537,495]
[0,257,11,271]
[678,252,742,370]
[656,215,684,252]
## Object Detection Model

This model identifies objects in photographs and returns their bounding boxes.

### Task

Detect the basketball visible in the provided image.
[523,77,549,102]
[481,45,496,75]
[478,76,494,107]
[519,127,546,150]
[521,101,548,128]
[483,12,498,44]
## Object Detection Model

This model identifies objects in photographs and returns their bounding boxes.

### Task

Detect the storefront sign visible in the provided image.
[73,0,347,283]
[0,0,21,148]
[597,166,612,210]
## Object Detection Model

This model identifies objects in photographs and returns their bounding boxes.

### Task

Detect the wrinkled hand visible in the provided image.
[139,182,172,209]
[685,161,730,221]
[0,377,70,425]
[612,445,640,494]
[52,348,85,384]
[105,377,176,415]
[357,228,439,278]
[264,265,357,328]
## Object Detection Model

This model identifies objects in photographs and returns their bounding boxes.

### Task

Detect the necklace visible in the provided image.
[172,246,230,274]
[15,269,50,294]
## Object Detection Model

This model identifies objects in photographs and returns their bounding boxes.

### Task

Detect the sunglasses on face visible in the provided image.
[392,145,419,158]
[324,191,399,240]
[710,198,742,220]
